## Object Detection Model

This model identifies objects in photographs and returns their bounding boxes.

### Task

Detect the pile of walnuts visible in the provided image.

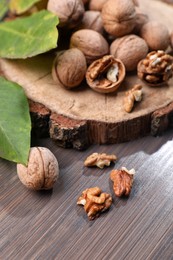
[47,0,173,96]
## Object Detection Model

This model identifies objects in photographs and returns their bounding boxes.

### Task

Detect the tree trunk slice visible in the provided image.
[0,0,173,149]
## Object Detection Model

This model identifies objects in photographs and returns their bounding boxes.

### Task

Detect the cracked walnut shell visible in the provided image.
[17,147,59,190]
[86,55,126,93]
[137,50,173,86]
[110,167,135,197]
[84,152,117,168]
[77,187,112,220]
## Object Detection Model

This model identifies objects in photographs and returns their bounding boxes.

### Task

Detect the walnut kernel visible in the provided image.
[77,187,112,220]
[110,167,135,197]
[124,84,143,113]
[84,152,117,168]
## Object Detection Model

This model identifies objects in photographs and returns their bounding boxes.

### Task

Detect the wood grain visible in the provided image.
[1,0,173,147]
[1,130,173,259]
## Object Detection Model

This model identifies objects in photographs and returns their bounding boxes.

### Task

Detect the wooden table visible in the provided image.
[1,130,173,259]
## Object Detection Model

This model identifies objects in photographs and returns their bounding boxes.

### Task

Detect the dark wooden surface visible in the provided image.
[1,130,173,260]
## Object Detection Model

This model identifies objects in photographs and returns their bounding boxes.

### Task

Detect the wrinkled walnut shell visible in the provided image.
[47,0,85,28]
[86,55,126,93]
[17,147,59,190]
[52,48,87,89]
[70,29,109,64]
[140,21,170,51]
[101,0,137,37]
[110,34,148,71]
[89,0,108,11]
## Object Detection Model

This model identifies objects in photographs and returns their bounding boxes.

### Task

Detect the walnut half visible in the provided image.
[86,55,126,93]
[110,167,135,197]
[77,187,112,220]
[84,152,117,169]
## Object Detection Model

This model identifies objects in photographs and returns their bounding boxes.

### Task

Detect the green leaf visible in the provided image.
[0,10,59,59]
[9,0,41,15]
[0,76,31,164]
[0,0,9,20]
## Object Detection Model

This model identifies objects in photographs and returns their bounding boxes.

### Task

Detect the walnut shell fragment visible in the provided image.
[84,152,117,168]
[86,55,126,93]
[17,147,59,190]
[137,50,173,86]
[77,186,112,220]
[110,167,135,197]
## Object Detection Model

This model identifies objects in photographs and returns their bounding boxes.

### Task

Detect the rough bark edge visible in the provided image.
[29,100,156,150]
[151,102,173,136]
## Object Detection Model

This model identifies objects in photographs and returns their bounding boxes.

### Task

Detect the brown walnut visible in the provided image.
[47,0,85,28]
[17,147,59,190]
[75,11,104,34]
[137,50,173,86]
[110,34,148,71]
[52,48,87,89]
[77,186,112,220]
[101,0,137,37]
[70,29,109,64]
[140,21,170,51]
[86,55,126,94]
[110,167,135,197]
[89,0,108,11]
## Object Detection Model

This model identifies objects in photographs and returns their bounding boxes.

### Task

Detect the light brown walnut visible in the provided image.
[52,48,87,89]
[84,152,117,168]
[47,0,85,28]
[77,187,112,220]
[17,147,59,190]
[110,167,135,197]
[140,21,170,51]
[110,34,148,71]
[70,29,109,64]
[101,0,137,37]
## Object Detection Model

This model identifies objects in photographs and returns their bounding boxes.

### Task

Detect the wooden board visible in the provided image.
[0,0,173,149]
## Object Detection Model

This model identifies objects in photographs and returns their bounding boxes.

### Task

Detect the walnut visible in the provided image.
[101,0,137,37]
[110,167,135,197]
[89,0,108,11]
[70,29,109,64]
[47,0,85,28]
[77,187,112,220]
[52,48,87,89]
[140,21,170,51]
[124,84,143,113]
[75,11,104,34]
[137,50,173,86]
[17,147,59,190]
[110,34,148,71]
[84,152,117,168]
[86,55,126,94]
[133,7,149,34]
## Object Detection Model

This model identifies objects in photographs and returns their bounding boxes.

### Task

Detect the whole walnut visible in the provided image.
[52,48,87,89]
[171,31,173,49]
[47,0,85,28]
[110,34,148,71]
[17,147,59,190]
[75,11,104,34]
[70,29,109,64]
[101,0,137,37]
[140,21,170,51]
[89,0,108,11]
